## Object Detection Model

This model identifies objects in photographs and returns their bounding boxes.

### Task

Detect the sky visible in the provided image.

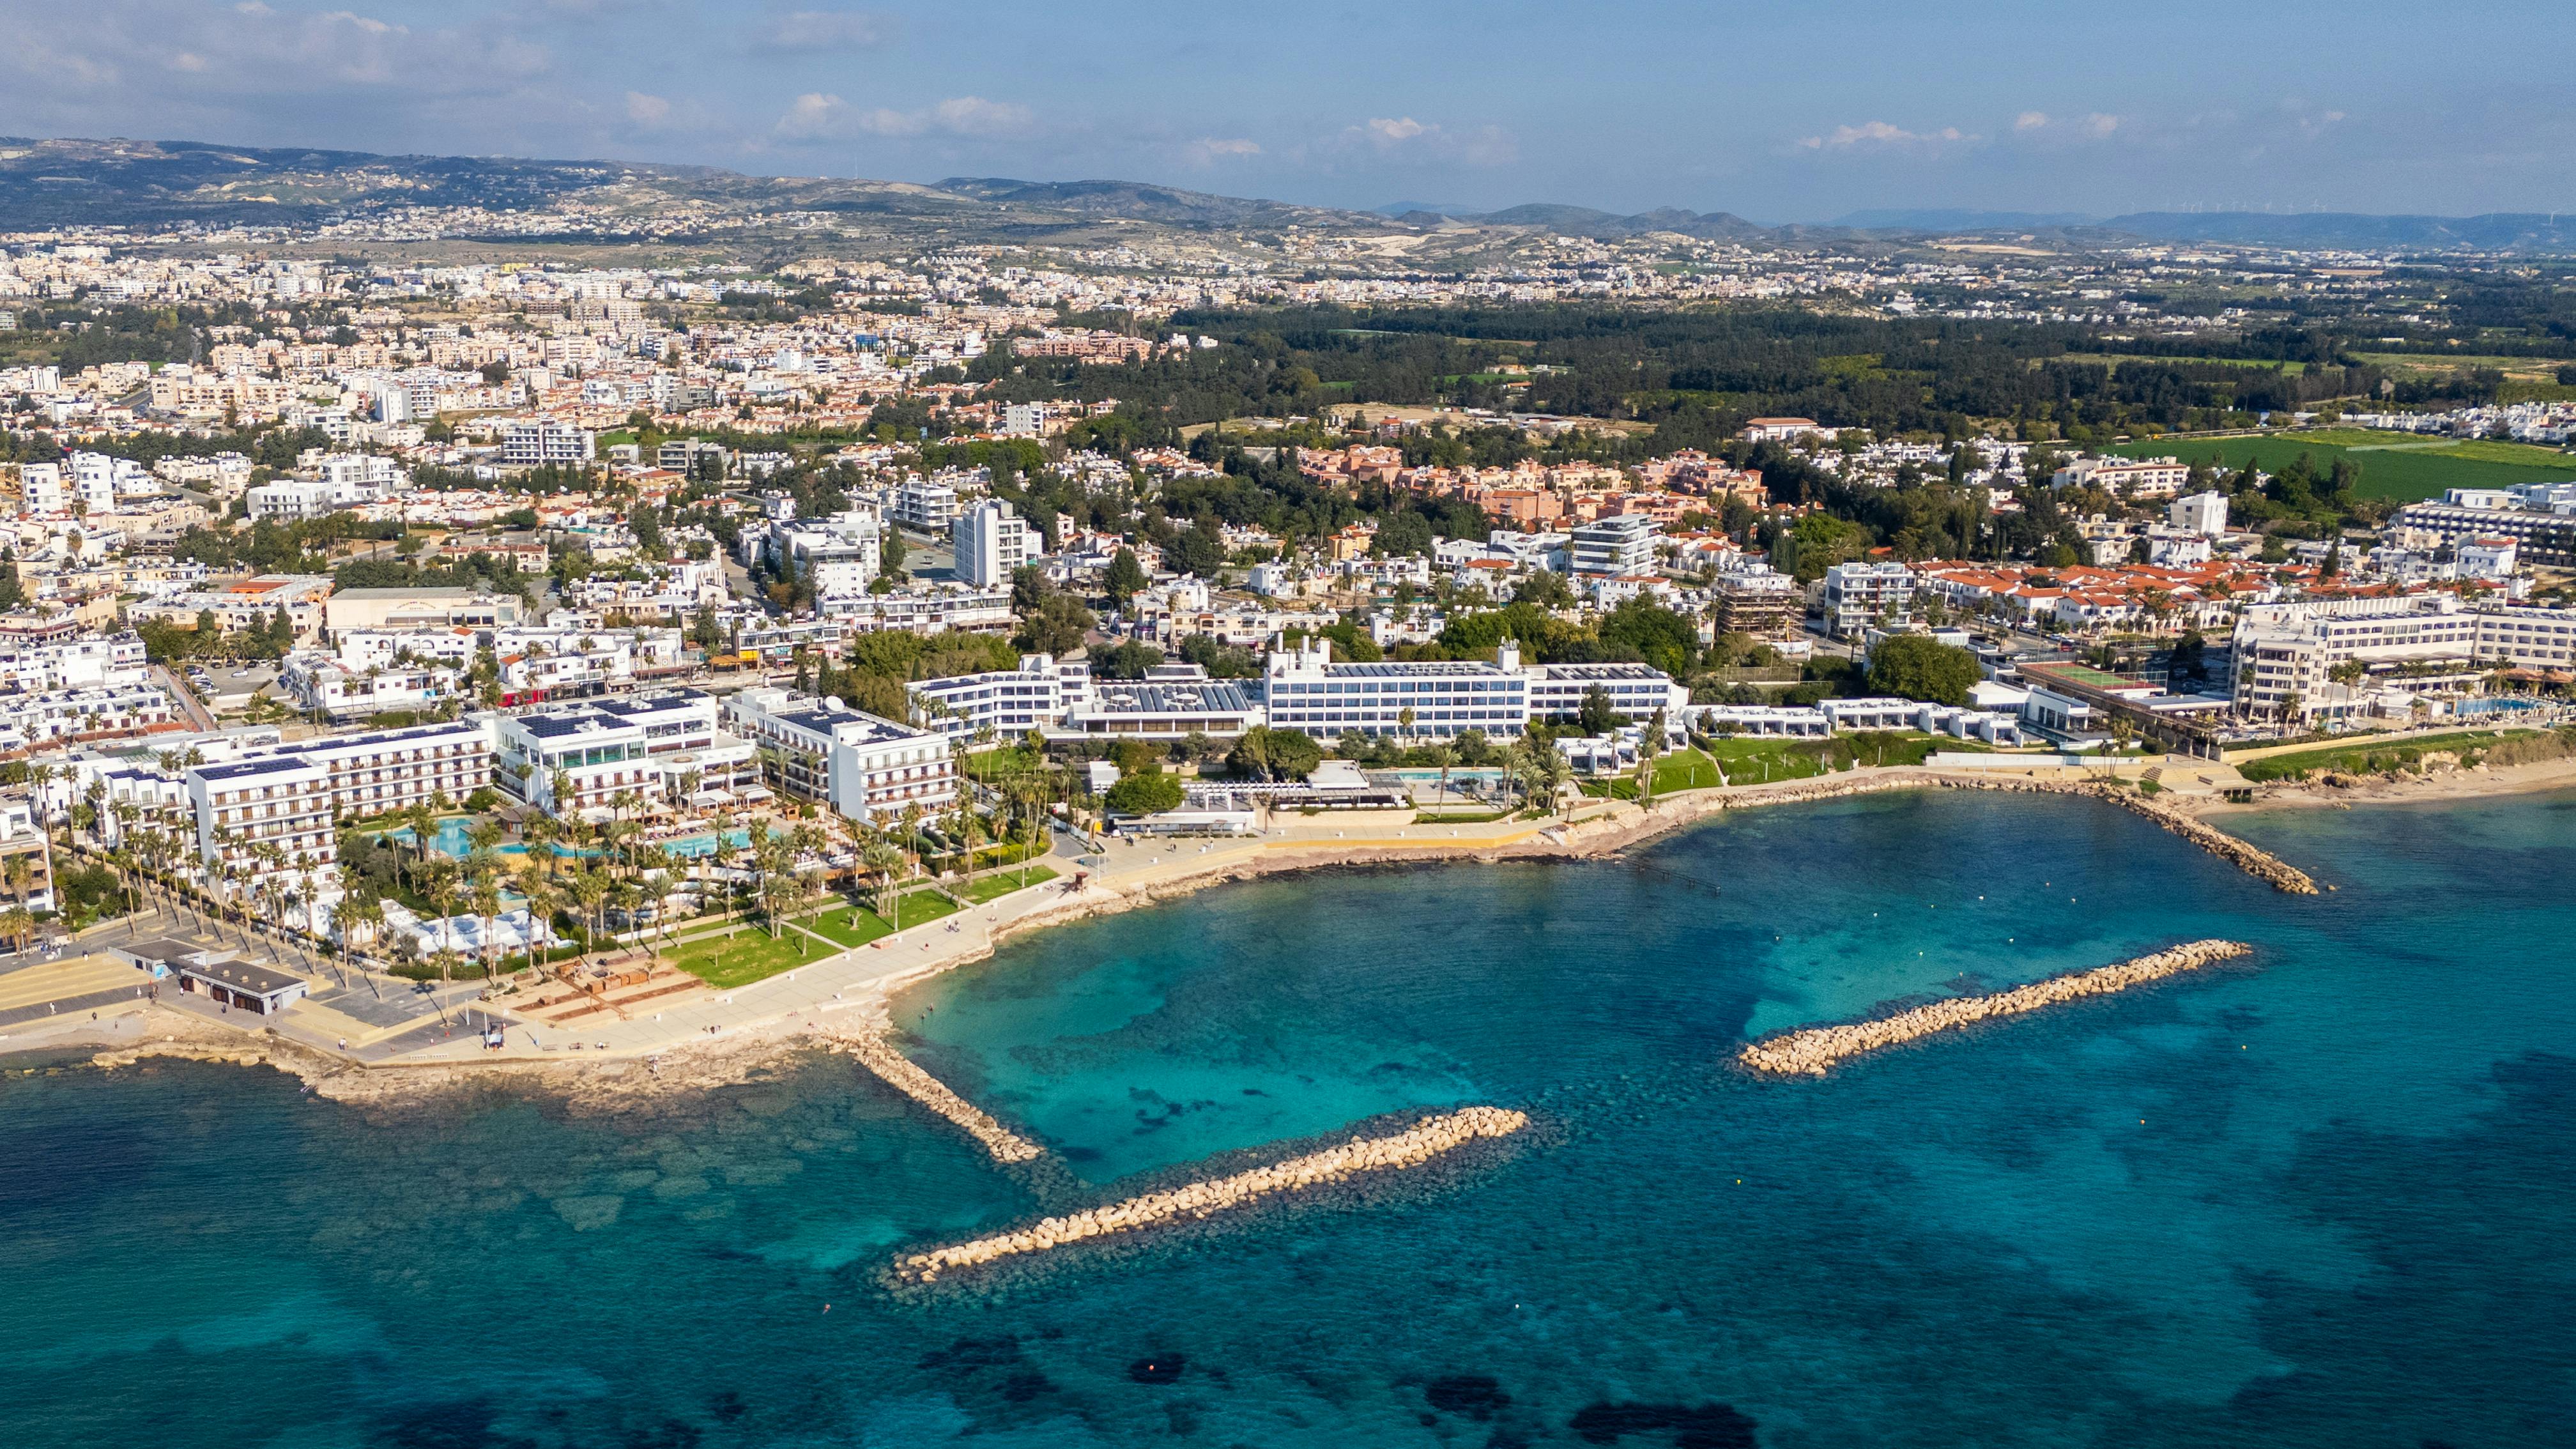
[4,0,2573,223]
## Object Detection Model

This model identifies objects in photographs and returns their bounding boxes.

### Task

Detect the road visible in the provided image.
[156,664,218,732]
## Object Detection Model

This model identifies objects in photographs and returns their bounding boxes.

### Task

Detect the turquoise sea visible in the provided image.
[8,788,2573,1447]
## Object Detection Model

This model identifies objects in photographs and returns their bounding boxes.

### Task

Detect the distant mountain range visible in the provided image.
[4,135,2572,255]
[1829,206,2576,252]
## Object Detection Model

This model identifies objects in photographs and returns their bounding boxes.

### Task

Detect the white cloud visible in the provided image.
[624,91,671,126]
[1338,115,1516,165]
[4,0,553,129]
[1797,121,1974,151]
[775,92,847,139]
[761,9,891,50]
[776,93,1032,141]
[2016,111,2119,139]
[1184,136,1262,165]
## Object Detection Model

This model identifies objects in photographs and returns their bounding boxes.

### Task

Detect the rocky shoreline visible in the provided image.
[1738,939,2255,1077]
[40,763,2331,1108]
[1577,768,2320,894]
[885,1105,1531,1284]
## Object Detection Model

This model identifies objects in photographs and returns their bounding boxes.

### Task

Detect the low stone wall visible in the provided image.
[888,1105,1530,1283]
[1739,939,2253,1077]
[826,1030,1046,1165]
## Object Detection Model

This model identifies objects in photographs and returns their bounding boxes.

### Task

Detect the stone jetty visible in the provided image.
[2085,786,2319,893]
[889,1105,1530,1283]
[827,1030,1046,1165]
[1700,769,2318,894]
[1738,939,2253,1077]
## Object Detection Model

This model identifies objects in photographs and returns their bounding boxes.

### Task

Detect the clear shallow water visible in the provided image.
[8,789,2574,1448]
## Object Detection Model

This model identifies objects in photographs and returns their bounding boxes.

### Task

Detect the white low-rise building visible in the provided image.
[723,686,955,823]
[489,690,756,815]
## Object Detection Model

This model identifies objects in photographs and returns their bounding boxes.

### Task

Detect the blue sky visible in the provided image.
[4,0,2572,221]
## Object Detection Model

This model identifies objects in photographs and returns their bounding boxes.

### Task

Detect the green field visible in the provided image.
[661,926,831,990]
[954,866,1058,904]
[2108,431,2574,503]
[2058,353,2300,372]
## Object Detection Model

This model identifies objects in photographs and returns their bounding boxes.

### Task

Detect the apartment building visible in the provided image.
[0,632,150,693]
[2230,595,2576,718]
[323,587,525,636]
[2053,456,2192,499]
[2389,489,2576,567]
[279,655,466,721]
[501,418,596,468]
[1524,660,1690,724]
[1567,514,1658,577]
[889,477,960,532]
[245,475,384,521]
[723,686,955,822]
[816,585,1015,635]
[905,653,1091,743]
[1263,638,1531,740]
[185,755,337,904]
[767,510,882,597]
[1821,562,1915,638]
[954,499,1038,588]
[1059,668,1265,741]
[2168,491,2230,538]
[489,689,758,814]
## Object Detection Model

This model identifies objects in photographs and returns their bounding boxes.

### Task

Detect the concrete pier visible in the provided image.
[889,1105,1530,1283]
[1738,939,2253,1077]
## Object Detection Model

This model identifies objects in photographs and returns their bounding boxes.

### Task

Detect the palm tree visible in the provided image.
[337,888,385,963]
[0,906,33,954]
[429,865,466,973]
[1427,744,1457,809]
[861,837,905,926]
[568,868,610,967]
[470,875,503,982]
[520,878,563,968]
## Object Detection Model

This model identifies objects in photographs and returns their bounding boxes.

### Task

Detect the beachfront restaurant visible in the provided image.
[175,958,310,1015]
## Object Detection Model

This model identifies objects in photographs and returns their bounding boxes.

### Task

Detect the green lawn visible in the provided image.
[663,926,832,989]
[1414,809,1514,824]
[954,866,1058,905]
[2106,432,2575,503]
[791,884,976,949]
[797,903,894,950]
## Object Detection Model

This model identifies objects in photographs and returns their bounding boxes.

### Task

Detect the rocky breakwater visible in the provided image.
[825,1030,1045,1165]
[2084,786,2320,894]
[1738,939,2253,1077]
[889,1105,1531,1284]
[1694,770,2320,895]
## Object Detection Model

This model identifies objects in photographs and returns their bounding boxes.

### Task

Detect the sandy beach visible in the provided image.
[20,747,2573,1108]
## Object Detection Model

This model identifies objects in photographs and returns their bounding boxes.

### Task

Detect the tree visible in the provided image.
[1105,547,1149,604]
[1104,770,1183,816]
[1015,594,1096,656]
[1092,640,1164,679]
[1226,726,1322,782]
[1866,634,1980,707]
[1575,684,1622,737]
